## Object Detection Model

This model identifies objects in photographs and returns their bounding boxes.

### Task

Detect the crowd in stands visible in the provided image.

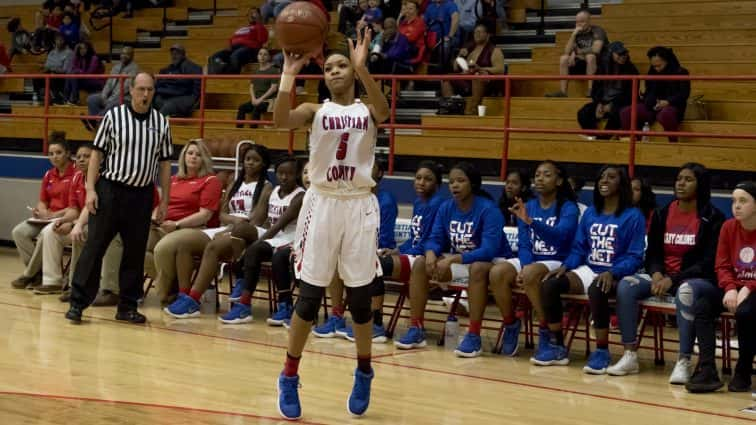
[9,129,755,394]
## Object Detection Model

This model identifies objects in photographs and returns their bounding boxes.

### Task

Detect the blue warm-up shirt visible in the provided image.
[518,199,580,266]
[377,189,398,249]
[425,196,511,264]
[399,192,446,256]
[563,206,646,279]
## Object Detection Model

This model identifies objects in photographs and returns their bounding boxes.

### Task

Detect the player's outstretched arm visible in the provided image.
[350,29,390,124]
[274,51,318,129]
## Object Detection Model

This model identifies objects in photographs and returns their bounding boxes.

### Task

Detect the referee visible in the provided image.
[66,72,173,324]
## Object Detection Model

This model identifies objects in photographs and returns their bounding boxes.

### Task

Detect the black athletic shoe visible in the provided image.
[115,309,147,324]
[65,306,83,324]
[728,372,752,392]
[685,365,723,393]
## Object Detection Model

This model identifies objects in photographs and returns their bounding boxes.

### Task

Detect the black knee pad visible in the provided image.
[370,275,385,297]
[379,256,394,277]
[294,281,325,322]
[346,284,372,324]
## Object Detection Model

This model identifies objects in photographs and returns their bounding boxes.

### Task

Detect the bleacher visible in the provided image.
[1,0,755,173]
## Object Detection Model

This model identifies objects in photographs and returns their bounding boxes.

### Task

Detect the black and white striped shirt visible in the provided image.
[93,104,173,187]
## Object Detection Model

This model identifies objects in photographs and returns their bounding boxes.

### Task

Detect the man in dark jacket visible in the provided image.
[578,41,639,138]
[153,44,202,117]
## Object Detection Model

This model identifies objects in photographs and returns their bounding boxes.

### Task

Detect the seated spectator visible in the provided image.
[144,140,223,298]
[631,176,656,232]
[621,46,690,142]
[208,8,268,75]
[535,165,645,373]
[578,42,638,138]
[63,41,105,105]
[162,145,272,317]
[362,0,383,25]
[11,131,76,289]
[236,48,279,128]
[59,12,81,48]
[546,10,607,98]
[500,169,532,227]
[455,0,482,45]
[440,24,505,115]
[33,33,73,104]
[368,18,413,74]
[488,160,579,356]
[7,18,34,58]
[220,157,306,324]
[35,143,124,303]
[338,0,369,38]
[32,5,63,52]
[85,46,138,125]
[711,181,755,394]
[0,41,12,73]
[424,0,460,70]
[153,44,202,117]
[607,163,724,380]
[394,162,511,354]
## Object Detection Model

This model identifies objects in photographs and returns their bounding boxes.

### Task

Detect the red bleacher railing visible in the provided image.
[1,73,754,178]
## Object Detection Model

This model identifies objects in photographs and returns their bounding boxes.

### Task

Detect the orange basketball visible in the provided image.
[274,2,329,55]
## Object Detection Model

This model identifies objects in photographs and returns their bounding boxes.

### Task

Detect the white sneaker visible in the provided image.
[607,350,639,376]
[669,358,692,384]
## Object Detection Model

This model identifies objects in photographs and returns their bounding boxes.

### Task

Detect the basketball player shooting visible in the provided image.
[272,28,390,420]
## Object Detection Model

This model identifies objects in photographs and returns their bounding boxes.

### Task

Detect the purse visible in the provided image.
[438,97,466,115]
[684,95,708,121]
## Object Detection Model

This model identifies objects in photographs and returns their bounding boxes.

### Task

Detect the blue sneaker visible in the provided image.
[531,342,570,366]
[163,293,200,319]
[228,278,245,302]
[344,324,388,343]
[583,348,611,375]
[267,302,293,326]
[219,302,252,324]
[334,321,349,338]
[500,319,522,356]
[282,318,291,329]
[394,326,426,349]
[277,373,302,420]
[312,315,346,338]
[347,368,374,416]
[454,332,482,358]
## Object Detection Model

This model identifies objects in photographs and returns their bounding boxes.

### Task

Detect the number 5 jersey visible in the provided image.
[308,99,377,195]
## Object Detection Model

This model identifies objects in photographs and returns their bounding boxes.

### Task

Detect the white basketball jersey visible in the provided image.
[308,100,376,194]
[228,180,258,216]
[268,185,306,237]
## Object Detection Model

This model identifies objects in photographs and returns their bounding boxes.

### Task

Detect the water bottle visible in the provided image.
[200,286,217,314]
[444,316,460,350]
[641,122,651,142]
[32,93,39,106]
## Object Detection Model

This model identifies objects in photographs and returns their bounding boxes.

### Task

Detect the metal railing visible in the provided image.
[0,72,754,179]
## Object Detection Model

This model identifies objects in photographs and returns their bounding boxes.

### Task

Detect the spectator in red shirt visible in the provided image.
[0,41,11,73]
[208,8,269,74]
[11,131,76,289]
[713,181,756,393]
[399,0,426,57]
[35,143,124,304]
[146,140,223,299]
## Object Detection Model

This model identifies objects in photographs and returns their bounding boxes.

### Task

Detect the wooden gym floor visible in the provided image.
[0,247,753,424]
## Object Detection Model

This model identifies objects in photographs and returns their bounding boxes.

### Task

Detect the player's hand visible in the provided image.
[435,256,453,280]
[70,223,85,243]
[425,253,438,277]
[651,277,673,296]
[86,188,98,215]
[160,220,178,233]
[593,271,615,294]
[737,286,751,308]
[515,271,525,287]
[508,196,531,224]
[723,289,738,313]
[543,266,567,282]
[567,53,576,67]
[282,50,313,76]
[349,25,372,69]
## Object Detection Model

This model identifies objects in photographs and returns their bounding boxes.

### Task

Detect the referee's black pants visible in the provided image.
[70,179,153,312]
